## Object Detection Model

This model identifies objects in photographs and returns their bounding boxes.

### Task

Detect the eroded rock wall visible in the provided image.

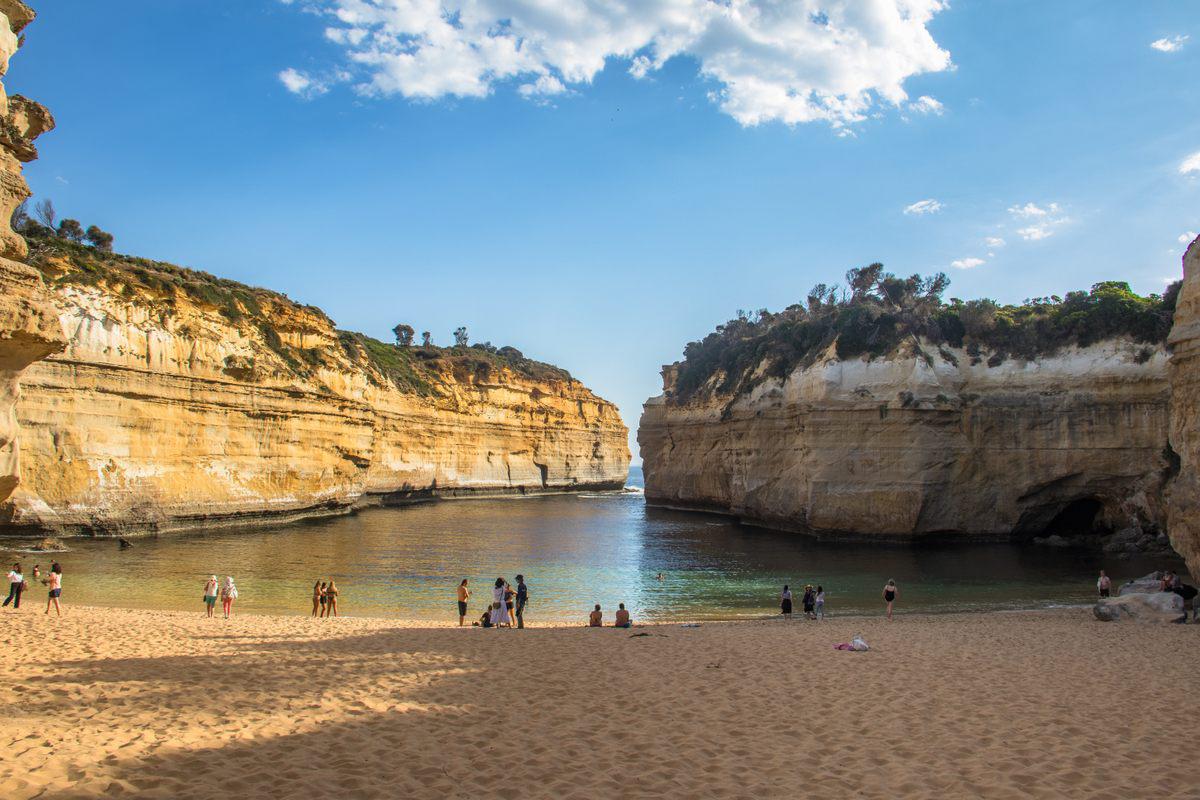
[640,341,1168,540]
[1167,236,1200,578]
[0,2,66,505]
[3,277,629,533]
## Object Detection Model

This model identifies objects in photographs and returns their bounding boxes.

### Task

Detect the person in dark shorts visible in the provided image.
[457,579,470,626]
[515,574,529,628]
[504,581,517,627]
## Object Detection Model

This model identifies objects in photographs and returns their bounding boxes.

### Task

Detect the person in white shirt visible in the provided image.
[1096,570,1112,598]
[3,562,24,609]
[45,562,62,616]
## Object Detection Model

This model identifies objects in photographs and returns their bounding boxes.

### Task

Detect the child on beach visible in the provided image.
[45,562,62,616]
[815,585,825,620]
[1097,571,1111,598]
[221,576,238,619]
[203,575,218,618]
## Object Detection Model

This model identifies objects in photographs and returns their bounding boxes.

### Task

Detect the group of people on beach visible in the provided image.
[202,575,238,618]
[4,561,64,615]
[460,576,530,628]
[311,579,339,618]
[780,579,900,620]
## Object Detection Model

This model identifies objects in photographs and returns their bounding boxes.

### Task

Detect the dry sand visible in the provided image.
[1,605,1197,799]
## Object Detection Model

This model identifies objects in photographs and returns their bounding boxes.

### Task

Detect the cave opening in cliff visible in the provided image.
[1043,498,1107,539]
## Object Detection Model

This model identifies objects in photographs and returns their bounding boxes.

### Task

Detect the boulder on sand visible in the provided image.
[1117,572,1166,596]
[1094,592,1183,622]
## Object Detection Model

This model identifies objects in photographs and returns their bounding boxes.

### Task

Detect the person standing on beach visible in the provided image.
[504,581,517,627]
[221,576,238,619]
[589,604,603,627]
[883,579,898,620]
[312,581,323,617]
[204,575,219,618]
[3,563,23,609]
[457,579,470,626]
[1097,571,1111,598]
[802,585,816,619]
[815,585,825,620]
[45,563,62,616]
[491,578,508,628]
[780,585,793,618]
[325,579,339,617]
[515,575,528,629]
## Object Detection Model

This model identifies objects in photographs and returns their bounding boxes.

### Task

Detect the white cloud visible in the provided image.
[904,198,943,216]
[1181,151,1200,176]
[950,257,985,270]
[1009,201,1068,240]
[908,95,944,115]
[284,0,953,128]
[278,67,329,98]
[1182,231,1199,244]
[1151,35,1189,53]
[984,236,1005,248]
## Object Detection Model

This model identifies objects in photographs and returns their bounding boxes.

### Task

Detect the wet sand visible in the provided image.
[1,605,1197,798]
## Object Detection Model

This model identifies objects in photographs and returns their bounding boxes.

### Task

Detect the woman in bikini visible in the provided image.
[325,579,339,617]
[883,579,898,620]
[312,580,323,617]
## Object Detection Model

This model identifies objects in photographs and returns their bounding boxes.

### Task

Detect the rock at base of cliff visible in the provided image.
[1093,592,1184,622]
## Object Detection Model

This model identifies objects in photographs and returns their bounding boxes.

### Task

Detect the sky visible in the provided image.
[12,1,1200,462]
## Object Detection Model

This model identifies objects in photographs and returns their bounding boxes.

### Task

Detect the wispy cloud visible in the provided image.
[1009,201,1069,240]
[280,0,953,129]
[904,199,943,216]
[278,67,330,98]
[950,257,985,270]
[984,236,1005,248]
[1151,35,1189,53]
[1181,151,1200,176]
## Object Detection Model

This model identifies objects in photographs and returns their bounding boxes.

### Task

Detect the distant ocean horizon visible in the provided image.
[625,464,643,489]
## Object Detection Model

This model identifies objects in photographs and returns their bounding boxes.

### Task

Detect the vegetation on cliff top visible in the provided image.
[672,263,1180,401]
[24,232,574,392]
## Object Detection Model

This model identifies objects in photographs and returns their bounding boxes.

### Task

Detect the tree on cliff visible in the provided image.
[454,326,469,347]
[34,198,55,229]
[392,323,415,347]
[56,218,84,243]
[84,225,114,252]
[421,331,432,347]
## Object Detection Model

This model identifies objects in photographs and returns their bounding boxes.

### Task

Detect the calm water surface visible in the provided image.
[3,477,1185,623]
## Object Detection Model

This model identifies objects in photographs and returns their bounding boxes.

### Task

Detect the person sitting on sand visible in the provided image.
[589,604,603,627]
[325,579,339,617]
[1097,570,1111,598]
[221,576,238,619]
[883,579,898,620]
[481,606,496,628]
[780,585,793,617]
[204,575,219,618]
[457,579,470,626]
[3,562,23,610]
[614,603,631,628]
[45,563,62,617]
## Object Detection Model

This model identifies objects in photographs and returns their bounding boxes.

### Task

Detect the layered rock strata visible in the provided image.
[640,341,1169,541]
[1167,235,1200,578]
[1,256,629,534]
[0,2,67,505]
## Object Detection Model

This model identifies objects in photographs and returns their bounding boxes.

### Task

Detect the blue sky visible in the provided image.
[13,1,1200,461]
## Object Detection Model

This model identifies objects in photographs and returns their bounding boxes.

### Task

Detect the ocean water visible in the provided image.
[2,486,1184,623]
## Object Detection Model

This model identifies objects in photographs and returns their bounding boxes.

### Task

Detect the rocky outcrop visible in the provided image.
[0,247,630,534]
[1167,235,1200,578]
[5,257,630,532]
[640,340,1169,541]
[0,3,67,505]
[1093,591,1184,623]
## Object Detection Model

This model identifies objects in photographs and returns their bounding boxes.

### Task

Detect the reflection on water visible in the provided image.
[2,493,1184,622]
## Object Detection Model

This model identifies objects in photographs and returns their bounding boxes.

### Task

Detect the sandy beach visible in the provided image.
[0,605,1197,799]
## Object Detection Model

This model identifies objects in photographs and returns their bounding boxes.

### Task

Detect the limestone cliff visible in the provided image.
[1167,236,1200,578]
[0,241,629,534]
[0,2,67,506]
[640,342,1168,540]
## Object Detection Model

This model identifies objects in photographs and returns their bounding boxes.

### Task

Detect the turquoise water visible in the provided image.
[1,486,1185,623]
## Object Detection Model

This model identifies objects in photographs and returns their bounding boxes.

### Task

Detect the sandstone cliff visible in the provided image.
[0,2,67,506]
[0,241,629,534]
[1167,235,1200,578]
[640,270,1176,542]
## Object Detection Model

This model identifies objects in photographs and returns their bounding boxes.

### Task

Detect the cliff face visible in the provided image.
[0,2,67,505]
[0,247,629,534]
[1167,236,1200,578]
[640,341,1169,540]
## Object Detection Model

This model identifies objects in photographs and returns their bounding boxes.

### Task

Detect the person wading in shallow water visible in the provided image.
[883,579,898,620]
